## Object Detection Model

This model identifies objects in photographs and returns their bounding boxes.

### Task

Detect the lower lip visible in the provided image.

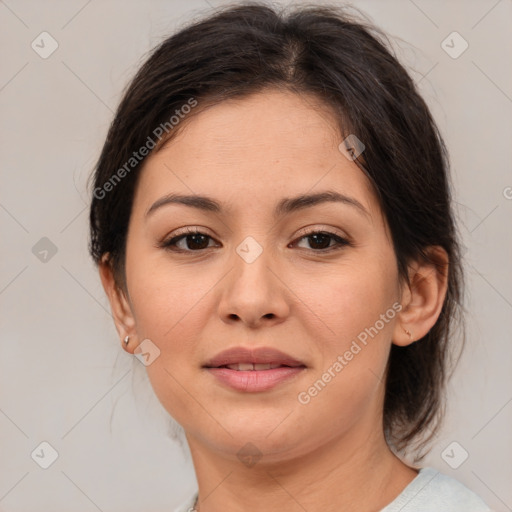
[204,366,306,392]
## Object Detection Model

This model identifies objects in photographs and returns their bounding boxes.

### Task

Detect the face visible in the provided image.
[117,89,407,462]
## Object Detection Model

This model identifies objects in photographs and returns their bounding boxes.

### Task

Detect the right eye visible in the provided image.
[160,228,219,252]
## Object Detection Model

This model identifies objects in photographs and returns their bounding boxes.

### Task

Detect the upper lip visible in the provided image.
[203,346,306,368]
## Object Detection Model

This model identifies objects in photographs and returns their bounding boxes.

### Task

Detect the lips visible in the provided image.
[224,362,284,371]
[203,347,307,392]
[203,346,306,369]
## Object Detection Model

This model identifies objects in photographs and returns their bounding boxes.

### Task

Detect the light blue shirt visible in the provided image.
[173,467,491,511]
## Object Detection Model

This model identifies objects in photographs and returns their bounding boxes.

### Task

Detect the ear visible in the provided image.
[393,246,449,347]
[98,254,137,354]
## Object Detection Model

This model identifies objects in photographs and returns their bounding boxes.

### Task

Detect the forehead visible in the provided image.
[161,89,342,164]
[133,89,378,219]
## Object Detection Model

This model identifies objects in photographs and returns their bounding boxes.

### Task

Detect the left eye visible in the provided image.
[160,229,349,252]
[292,231,350,251]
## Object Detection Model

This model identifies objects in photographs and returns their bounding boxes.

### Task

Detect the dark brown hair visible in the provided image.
[88,2,464,459]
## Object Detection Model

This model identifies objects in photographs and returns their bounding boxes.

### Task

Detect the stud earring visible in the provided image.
[124,336,130,346]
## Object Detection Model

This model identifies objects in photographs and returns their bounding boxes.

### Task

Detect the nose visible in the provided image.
[217,243,290,328]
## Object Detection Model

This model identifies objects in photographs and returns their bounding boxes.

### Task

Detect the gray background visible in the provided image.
[1,0,511,511]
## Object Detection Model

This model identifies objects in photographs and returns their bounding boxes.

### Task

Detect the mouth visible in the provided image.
[211,362,302,371]
[203,346,307,392]
[203,346,306,369]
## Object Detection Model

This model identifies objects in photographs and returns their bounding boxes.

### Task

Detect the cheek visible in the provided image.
[293,266,396,432]
[296,255,398,348]
[291,253,398,416]
[126,263,209,423]
[126,255,210,341]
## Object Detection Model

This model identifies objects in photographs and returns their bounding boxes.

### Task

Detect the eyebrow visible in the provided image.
[145,190,369,219]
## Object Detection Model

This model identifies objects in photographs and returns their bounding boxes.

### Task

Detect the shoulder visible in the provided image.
[381,467,491,512]
[173,491,198,512]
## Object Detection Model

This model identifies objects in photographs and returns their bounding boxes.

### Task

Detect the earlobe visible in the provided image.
[393,246,449,347]
[98,254,137,353]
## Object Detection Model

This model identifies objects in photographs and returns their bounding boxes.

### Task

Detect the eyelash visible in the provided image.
[159,227,351,254]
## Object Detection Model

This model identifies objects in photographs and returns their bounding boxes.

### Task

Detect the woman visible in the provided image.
[88,3,491,511]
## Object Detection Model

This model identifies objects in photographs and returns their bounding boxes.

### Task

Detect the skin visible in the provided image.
[100,89,449,512]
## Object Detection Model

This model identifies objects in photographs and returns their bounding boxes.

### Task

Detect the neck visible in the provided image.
[185,419,418,512]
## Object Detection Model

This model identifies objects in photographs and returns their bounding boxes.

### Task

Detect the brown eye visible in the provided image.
[292,231,351,252]
[305,233,334,250]
[161,229,217,252]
